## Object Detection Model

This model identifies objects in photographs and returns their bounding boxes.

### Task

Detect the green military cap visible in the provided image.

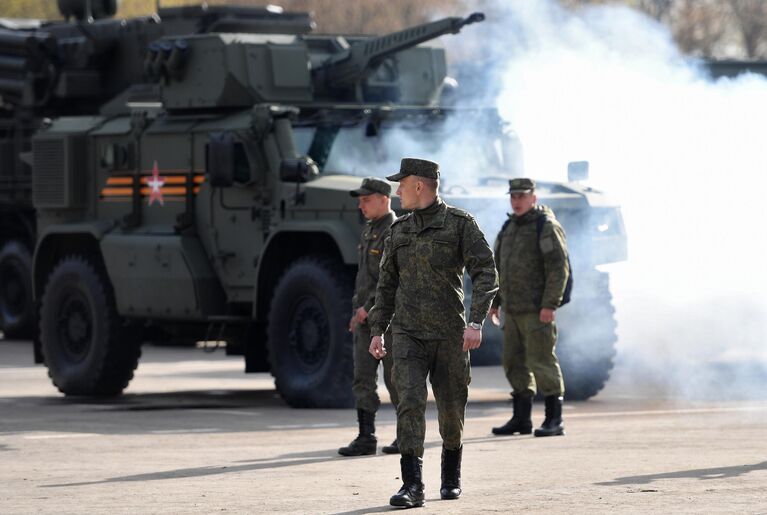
[386,157,440,182]
[508,177,536,194]
[349,177,392,197]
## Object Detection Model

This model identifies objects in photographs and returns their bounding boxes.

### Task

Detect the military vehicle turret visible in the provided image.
[5,2,626,406]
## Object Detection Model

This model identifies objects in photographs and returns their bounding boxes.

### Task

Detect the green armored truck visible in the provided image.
[0,0,314,338]
[9,3,626,406]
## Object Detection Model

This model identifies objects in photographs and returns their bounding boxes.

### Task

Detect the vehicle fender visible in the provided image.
[32,220,116,297]
[252,220,359,316]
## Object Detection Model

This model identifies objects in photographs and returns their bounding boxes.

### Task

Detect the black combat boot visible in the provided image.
[381,438,399,454]
[440,445,462,500]
[534,395,565,437]
[492,394,533,435]
[338,409,377,456]
[389,455,425,508]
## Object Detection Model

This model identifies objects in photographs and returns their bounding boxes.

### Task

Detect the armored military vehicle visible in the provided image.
[0,0,313,338]
[3,1,626,406]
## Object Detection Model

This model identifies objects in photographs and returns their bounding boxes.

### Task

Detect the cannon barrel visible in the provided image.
[316,12,485,88]
[0,56,27,73]
[0,30,56,56]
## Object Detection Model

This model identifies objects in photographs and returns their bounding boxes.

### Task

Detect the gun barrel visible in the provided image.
[318,12,485,88]
[0,77,24,95]
[0,56,26,72]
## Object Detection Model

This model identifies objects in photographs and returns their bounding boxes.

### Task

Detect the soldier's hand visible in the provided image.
[487,307,501,327]
[463,327,482,351]
[540,308,555,324]
[369,335,386,359]
[349,307,369,333]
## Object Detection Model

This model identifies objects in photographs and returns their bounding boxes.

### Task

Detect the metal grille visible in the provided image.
[32,138,66,208]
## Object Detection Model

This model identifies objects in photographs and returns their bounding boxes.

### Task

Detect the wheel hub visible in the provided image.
[288,296,329,372]
[57,292,92,362]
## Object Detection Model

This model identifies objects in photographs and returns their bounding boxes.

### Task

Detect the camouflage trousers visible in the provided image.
[392,332,470,457]
[503,312,564,397]
[352,322,398,413]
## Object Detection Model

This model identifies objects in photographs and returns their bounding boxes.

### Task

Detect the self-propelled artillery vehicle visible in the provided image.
[4,2,626,406]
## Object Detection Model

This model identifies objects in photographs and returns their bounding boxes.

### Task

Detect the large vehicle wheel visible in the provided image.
[0,240,35,339]
[39,255,141,396]
[470,268,617,401]
[557,269,617,401]
[267,256,354,408]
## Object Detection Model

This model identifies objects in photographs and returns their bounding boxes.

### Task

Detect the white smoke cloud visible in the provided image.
[446,0,767,399]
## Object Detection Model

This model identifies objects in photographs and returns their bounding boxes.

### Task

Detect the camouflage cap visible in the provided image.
[349,177,392,197]
[508,177,536,194]
[386,157,440,182]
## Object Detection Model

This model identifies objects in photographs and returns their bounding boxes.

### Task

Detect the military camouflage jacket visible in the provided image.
[369,198,498,339]
[492,205,570,314]
[352,211,396,313]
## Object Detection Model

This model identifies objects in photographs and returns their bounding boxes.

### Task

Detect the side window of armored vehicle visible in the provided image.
[99,142,135,171]
[233,142,250,184]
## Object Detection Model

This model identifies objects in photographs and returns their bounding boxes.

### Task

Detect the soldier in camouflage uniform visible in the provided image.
[338,177,399,457]
[488,178,570,438]
[368,158,498,508]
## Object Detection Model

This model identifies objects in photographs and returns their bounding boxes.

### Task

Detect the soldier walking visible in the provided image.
[339,177,400,456]
[488,178,570,438]
[368,158,498,508]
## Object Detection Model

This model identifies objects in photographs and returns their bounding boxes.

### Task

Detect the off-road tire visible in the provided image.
[0,240,35,339]
[470,268,617,401]
[39,255,141,396]
[267,256,354,408]
[557,269,617,400]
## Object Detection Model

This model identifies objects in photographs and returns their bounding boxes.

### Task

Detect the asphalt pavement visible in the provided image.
[1,340,766,514]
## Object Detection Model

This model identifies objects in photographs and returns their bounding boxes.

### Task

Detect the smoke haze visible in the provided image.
[445,1,767,400]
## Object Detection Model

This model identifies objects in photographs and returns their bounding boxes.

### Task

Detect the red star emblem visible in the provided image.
[147,161,165,206]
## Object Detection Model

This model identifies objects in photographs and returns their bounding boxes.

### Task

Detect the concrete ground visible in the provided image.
[1,340,766,514]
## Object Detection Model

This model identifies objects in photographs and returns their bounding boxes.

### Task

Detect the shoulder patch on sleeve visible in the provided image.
[539,236,555,253]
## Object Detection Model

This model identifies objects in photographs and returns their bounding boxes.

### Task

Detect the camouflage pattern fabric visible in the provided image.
[491,205,570,314]
[392,332,470,456]
[369,197,498,456]
[352,212,396,312]
[353,321,398,412]
[369,198,498,338]
[502,312,564,397]
[492,204,569,397]
[352,211,398,412]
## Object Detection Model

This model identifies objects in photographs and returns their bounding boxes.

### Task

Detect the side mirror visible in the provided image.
[280,157,319,183]
[208,132,234,187]
[567,160,589,182]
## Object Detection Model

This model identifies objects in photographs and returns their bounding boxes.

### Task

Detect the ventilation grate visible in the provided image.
[32,138,66,208]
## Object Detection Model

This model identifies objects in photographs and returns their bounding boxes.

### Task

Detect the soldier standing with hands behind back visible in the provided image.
[368,158,498,508]
[338,177,399,457]
[489,178,570,438]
